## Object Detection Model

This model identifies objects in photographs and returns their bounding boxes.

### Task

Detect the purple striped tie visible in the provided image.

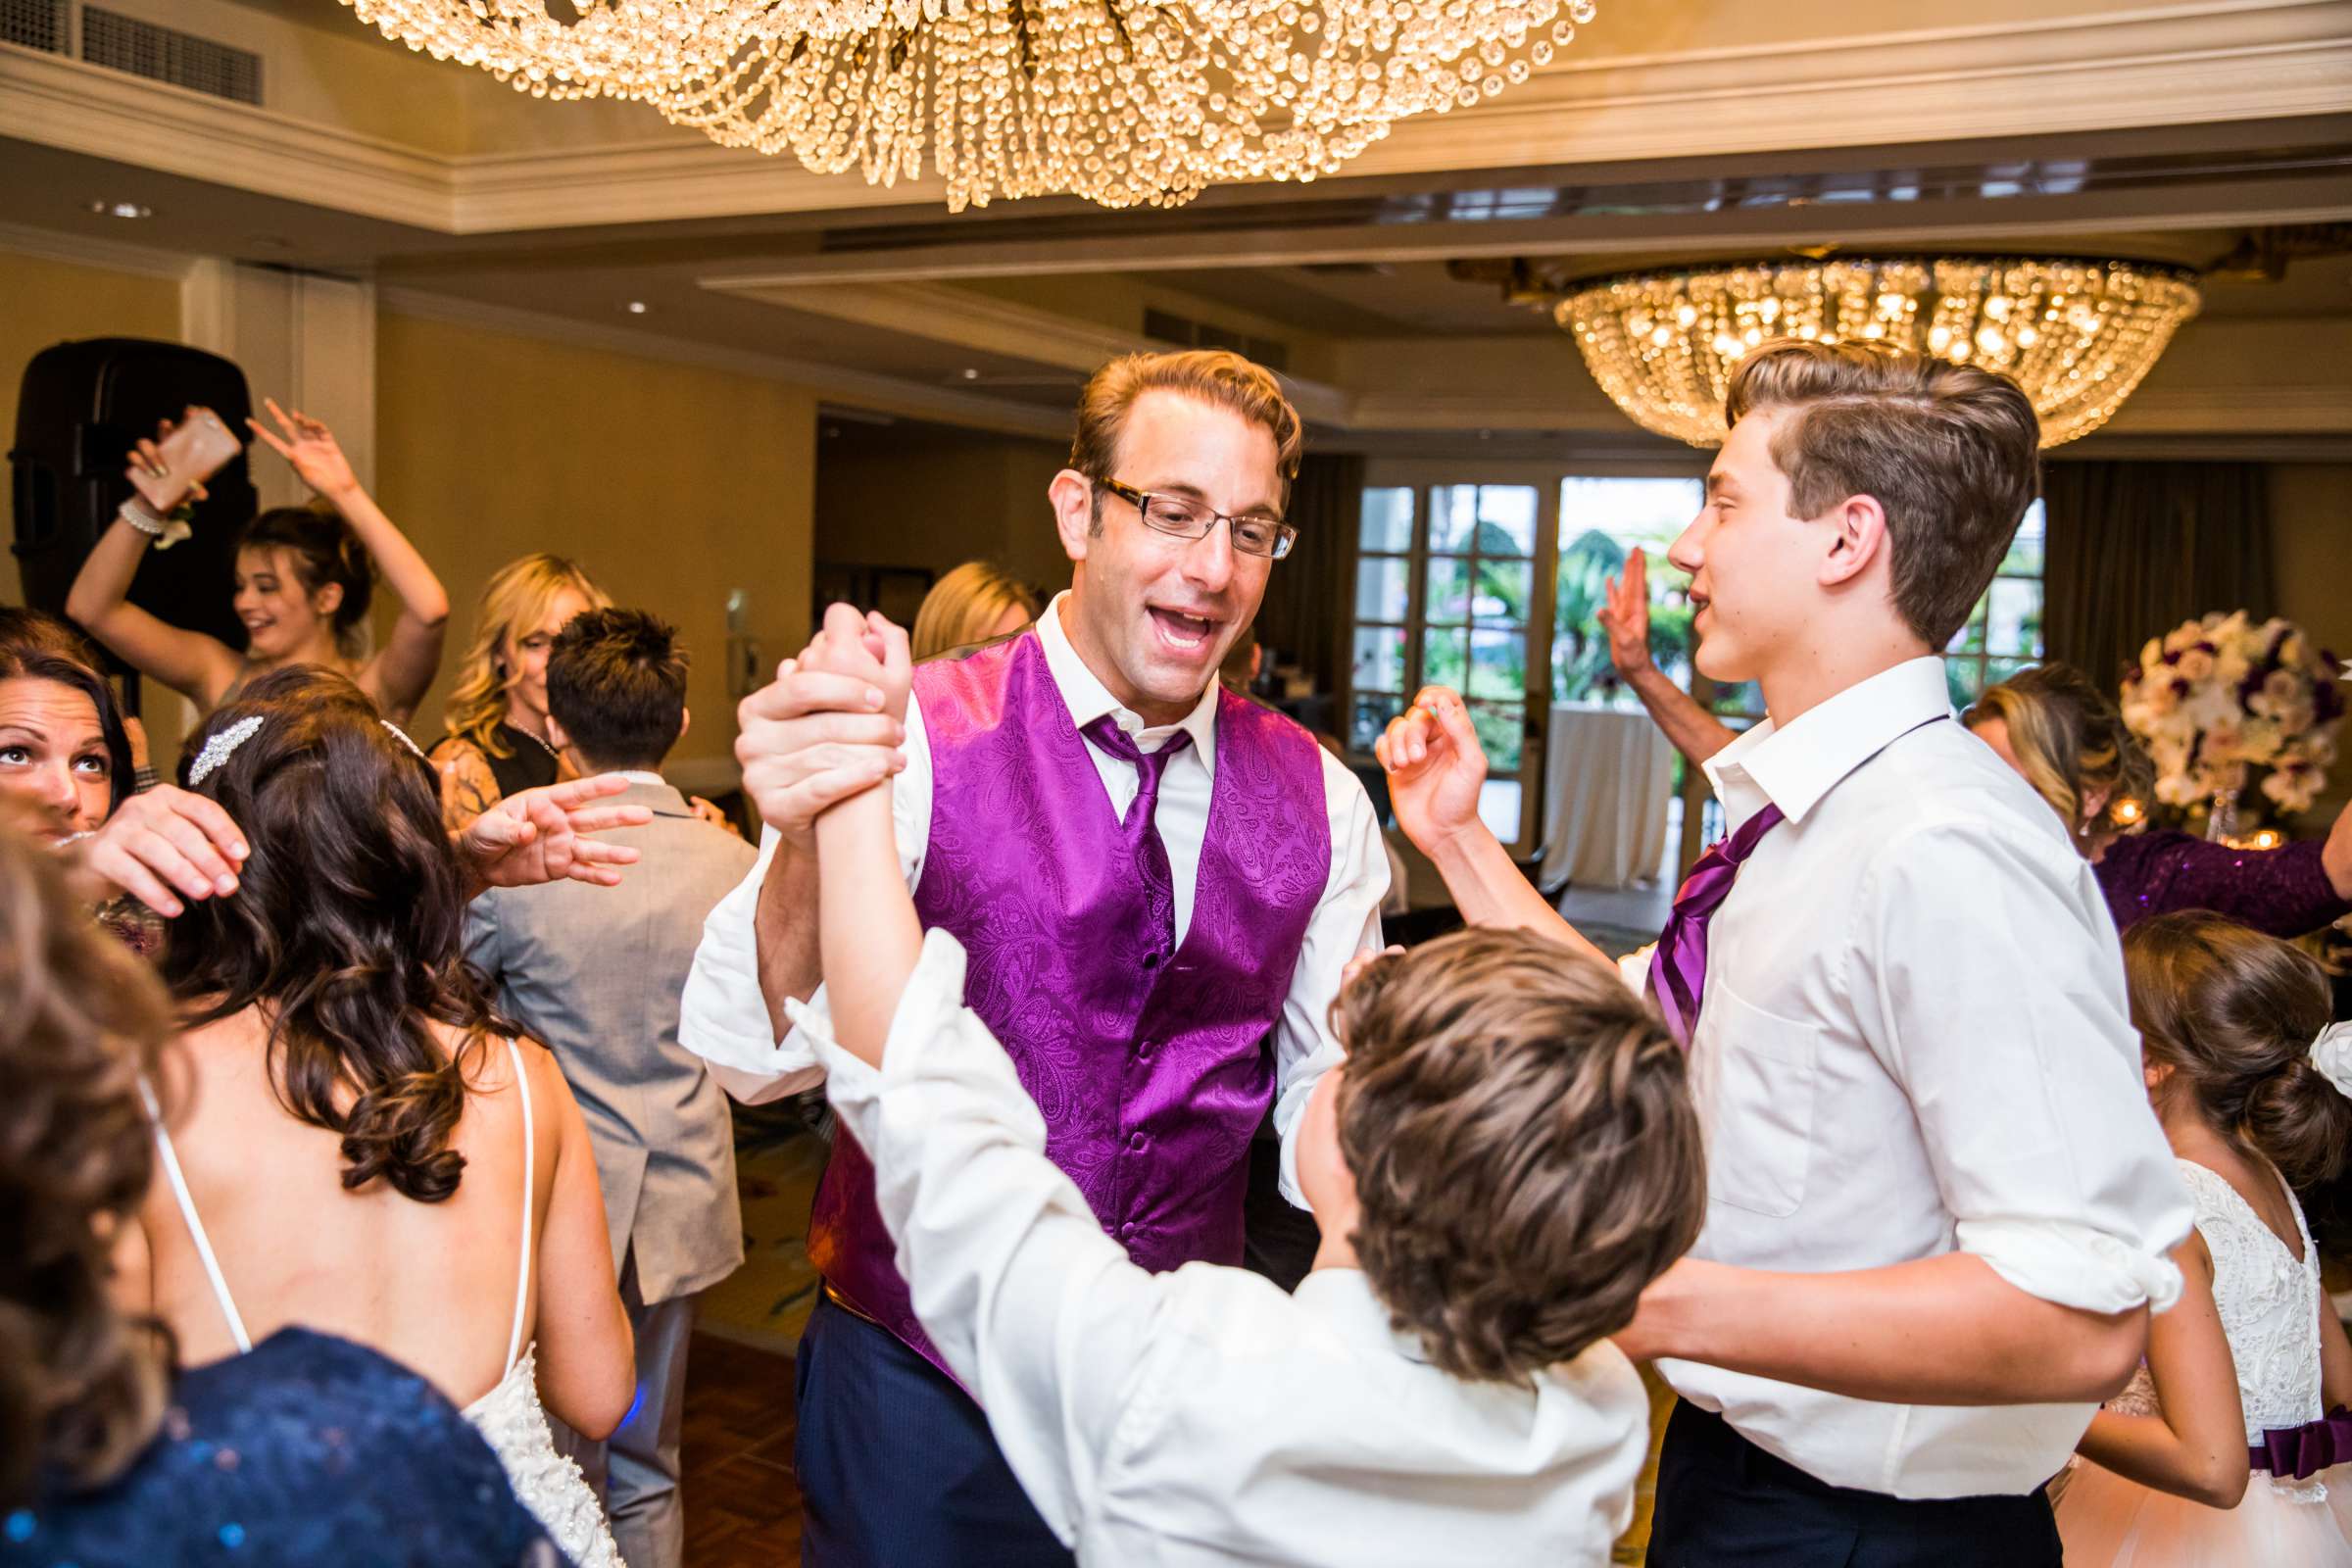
[1647,804,1785,1047]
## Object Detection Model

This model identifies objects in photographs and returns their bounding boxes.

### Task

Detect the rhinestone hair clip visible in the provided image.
[186,715,264,787]
[380,720,429,765]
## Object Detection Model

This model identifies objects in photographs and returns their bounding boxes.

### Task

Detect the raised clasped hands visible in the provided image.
[735,604,911,847]
[1374,685,1493,859]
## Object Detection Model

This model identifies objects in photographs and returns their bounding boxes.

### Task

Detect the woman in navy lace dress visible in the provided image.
[0,824,559,1568]
[1965,662,2352,938]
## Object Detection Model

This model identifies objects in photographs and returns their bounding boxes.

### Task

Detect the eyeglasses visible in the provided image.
[1096,477,1297,561]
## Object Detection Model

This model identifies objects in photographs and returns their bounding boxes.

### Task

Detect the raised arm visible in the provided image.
[65,420,244,705]
[1377,687,1610,966]
[1596,550,1738,766]
[2074,1233,2250,1507]
[247,400,448,719]
[804,606,919,1063]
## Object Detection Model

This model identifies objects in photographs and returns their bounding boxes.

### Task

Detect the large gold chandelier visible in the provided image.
[1557,257,2203,448]
[340,0,1594,212]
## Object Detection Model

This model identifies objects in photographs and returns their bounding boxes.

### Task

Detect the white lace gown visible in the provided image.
[2056,1159,2352,1567]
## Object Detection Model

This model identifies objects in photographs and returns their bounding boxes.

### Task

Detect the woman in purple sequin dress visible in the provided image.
[1965,663,2352,938]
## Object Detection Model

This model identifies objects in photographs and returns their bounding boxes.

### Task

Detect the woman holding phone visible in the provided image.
[67,398,450,725]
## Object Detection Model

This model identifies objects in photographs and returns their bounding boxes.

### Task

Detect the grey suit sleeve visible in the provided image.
[463,889,505,982]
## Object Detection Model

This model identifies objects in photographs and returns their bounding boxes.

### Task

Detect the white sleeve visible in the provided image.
[1854,822,2192,1315]
[677,694,934,1103]
[1271,750,1390,1206]
[804,931,1165,1546]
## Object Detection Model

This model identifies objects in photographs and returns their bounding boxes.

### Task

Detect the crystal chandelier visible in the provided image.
[1555,257,2203,448]
[339,0,1594,213]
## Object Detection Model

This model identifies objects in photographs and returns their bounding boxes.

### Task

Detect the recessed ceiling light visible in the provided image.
[90,201,151,220]
[960,367,981,380]
[625,301,648,315]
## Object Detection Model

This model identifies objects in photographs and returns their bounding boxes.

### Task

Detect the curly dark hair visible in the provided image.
[1332,927,1706,1383]
[163,666,508,1203]
[0,823,178,1506]
[238,504,374,655]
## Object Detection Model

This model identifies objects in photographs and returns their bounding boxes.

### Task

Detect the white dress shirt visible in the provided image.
[678,593,1390,1200]
[1656,656,2192,1499]
[795,929,1651,1567]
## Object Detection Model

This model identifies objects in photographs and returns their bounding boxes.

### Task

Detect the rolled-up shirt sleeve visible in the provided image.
[1854,821,2191,1316]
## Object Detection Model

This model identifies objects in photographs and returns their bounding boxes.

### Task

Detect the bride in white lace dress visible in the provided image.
[123,676,634,1566]
[2056,912,2352,1567]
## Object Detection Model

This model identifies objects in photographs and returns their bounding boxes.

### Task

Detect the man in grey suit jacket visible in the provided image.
[466,609,755,1568]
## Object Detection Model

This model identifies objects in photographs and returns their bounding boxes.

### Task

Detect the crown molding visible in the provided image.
[6,1,2349,232]
[373,285,1070,438]
[0,215,201,279]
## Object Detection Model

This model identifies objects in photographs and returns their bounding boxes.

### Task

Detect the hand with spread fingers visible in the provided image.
[735,604,910,847]
[457,770,652,897]
[246,397,360,501]
[1374,685,1493,859]
[1596,547,1654,679]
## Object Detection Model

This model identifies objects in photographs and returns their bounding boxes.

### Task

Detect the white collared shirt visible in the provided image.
[678,593,1390,1200]
[1656,656,2192,1499]
[797,929,1650,1567]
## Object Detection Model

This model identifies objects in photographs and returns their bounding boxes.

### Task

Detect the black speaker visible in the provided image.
[9,337,257,682]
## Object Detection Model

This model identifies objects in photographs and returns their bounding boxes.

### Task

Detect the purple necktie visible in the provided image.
[1648,803,1785,1047]
[1081,716,1194,963]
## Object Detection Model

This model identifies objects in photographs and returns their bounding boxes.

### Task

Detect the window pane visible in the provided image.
[1349,693,1403,753]
[1947,598,1988,656]
[1985,657,2035,690]
[1469,702,1525,772]
[1946,661,1986,708]
[1430,484,1537,557]
[1473,560,1531,626]
[1986,578,2042,658]
[1354,557,1409,623]
[1469,629,1525,702]
[1352,626,1405,694]
[2001,499,2045,576]
[1360,487,1415,553]
[1426,559,1471,625]
[1423,628,1467,691]
[1552,477,1706,705]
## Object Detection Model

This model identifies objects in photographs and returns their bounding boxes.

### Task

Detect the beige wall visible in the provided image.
[814,430,1074,600]
[0,250,182,609]
[2270,463,2352,827]
[374,311,818,788]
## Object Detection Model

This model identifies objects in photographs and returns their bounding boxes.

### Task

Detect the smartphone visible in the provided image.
[128,406,242,510]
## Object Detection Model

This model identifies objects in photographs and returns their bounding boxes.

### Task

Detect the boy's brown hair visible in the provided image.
[1333,927,1705,1383]
[1726,339,2040,651]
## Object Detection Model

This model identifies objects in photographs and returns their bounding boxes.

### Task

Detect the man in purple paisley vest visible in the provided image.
[680,350,1390,1566]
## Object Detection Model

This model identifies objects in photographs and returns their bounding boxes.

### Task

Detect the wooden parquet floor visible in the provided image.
[680,1333,804,1567]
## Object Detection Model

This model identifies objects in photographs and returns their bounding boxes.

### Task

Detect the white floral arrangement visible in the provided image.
[2119,611,2344,822]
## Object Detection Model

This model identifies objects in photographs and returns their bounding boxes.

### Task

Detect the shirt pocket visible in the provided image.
[1702,983,1820,1219]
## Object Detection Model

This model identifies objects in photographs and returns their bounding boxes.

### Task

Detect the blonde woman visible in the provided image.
[910,561,1042,662]
[429,555,609,833]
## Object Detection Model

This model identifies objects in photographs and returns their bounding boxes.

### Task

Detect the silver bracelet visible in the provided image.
[119,496,168,537]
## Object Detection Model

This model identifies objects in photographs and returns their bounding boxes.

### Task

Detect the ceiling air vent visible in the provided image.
[0,0,69,53]
[80,6,261,105]
[1142,308,1289,372]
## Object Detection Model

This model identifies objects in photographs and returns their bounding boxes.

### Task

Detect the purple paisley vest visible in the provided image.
[807,631,1331,1375]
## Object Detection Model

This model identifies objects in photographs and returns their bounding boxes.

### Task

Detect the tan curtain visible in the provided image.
[2042,461,2273,690]
[1254,452,1362,695]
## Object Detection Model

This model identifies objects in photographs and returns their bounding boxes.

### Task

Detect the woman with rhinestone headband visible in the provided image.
[127,666,637,1567]
[0,820,564,1568]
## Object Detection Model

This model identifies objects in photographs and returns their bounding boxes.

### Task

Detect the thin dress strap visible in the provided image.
[137,1077,253,1355]
[504,1039,533,1377]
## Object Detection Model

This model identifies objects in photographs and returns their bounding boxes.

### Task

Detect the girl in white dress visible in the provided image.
[122,667,634,1568]
[2057,909,2352,1567]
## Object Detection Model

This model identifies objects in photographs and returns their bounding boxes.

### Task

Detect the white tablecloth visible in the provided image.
[1539,702,1675,891]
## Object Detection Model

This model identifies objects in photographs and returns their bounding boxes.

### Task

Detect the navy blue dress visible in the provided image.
[3,1328,564,1568]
